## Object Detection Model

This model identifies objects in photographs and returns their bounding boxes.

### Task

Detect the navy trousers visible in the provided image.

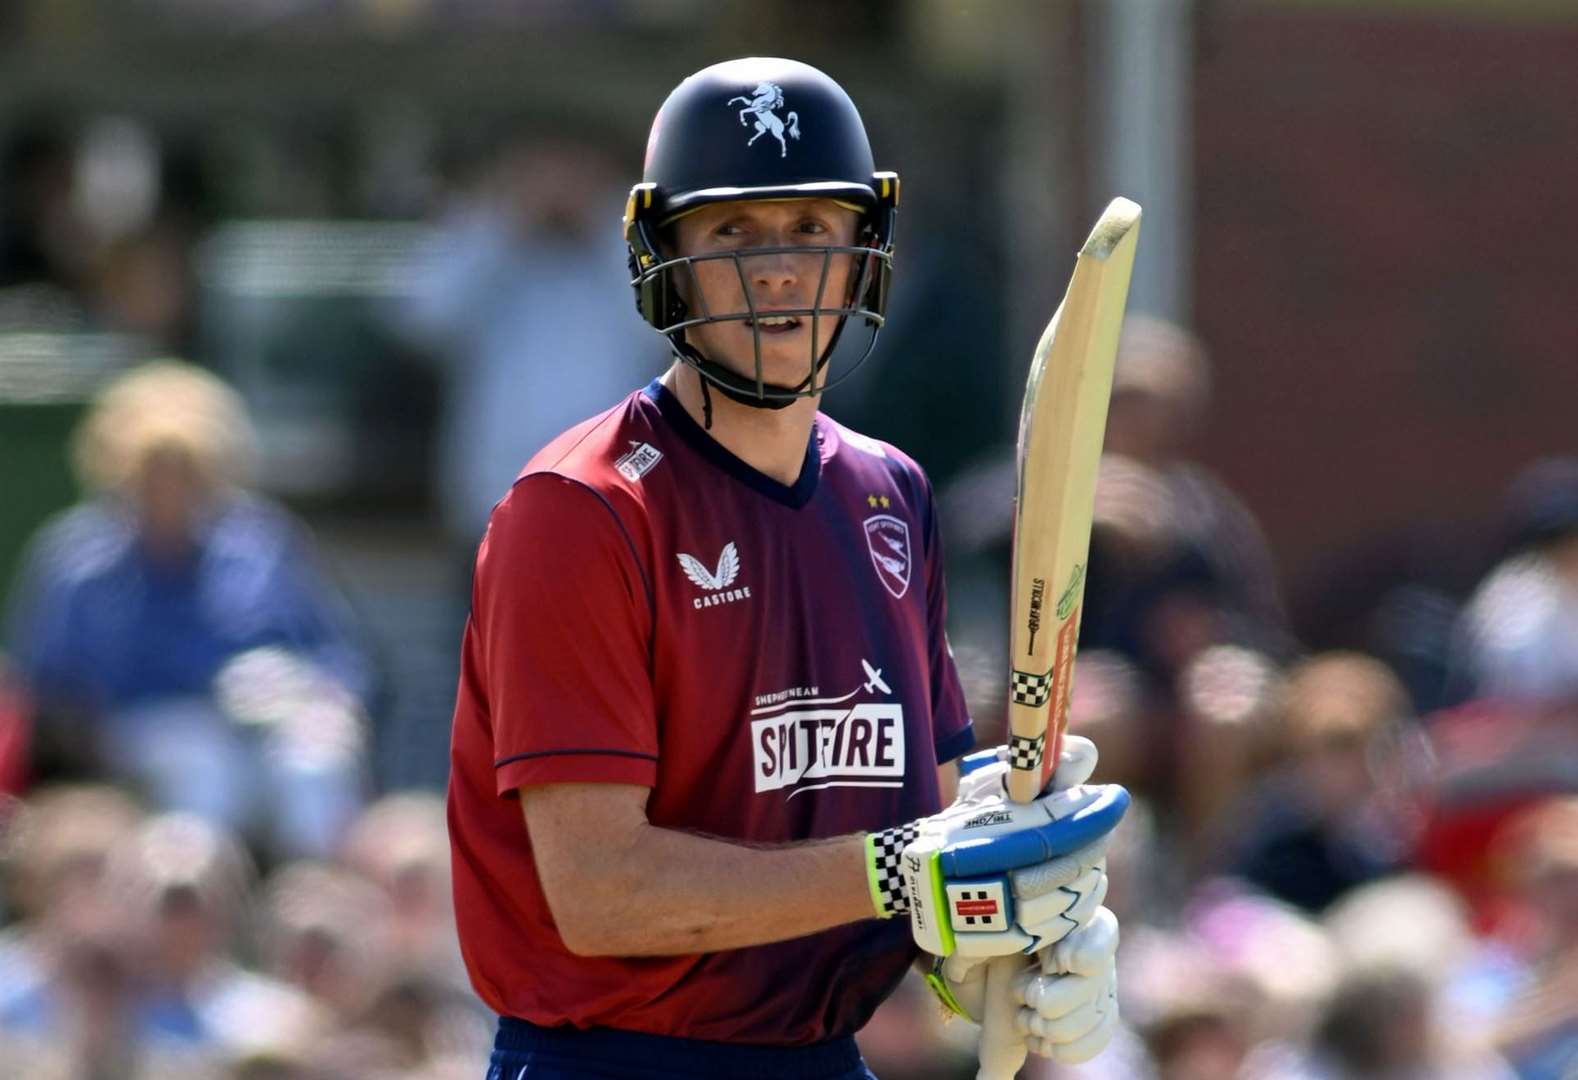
[487,1017,880,1080]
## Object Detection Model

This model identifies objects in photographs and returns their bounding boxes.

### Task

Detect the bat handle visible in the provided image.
[975,955,1028,1080]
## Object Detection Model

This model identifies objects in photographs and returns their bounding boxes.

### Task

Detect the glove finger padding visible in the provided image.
[1019,996,1107,1044]
[1011,835,1110,899]
[1013,866,1108,952]
[1046,905,1120,977]
[1013,957,1106,1019]
[1049,734,1099,791]
[1026,989,1119,1065]
[1010,908,1121,1064]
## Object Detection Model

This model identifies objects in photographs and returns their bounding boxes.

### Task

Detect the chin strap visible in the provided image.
[674,339,810,431]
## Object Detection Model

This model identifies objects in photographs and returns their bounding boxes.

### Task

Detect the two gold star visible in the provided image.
[866,494,891,509]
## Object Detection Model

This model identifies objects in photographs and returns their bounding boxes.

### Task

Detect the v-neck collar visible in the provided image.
[644,379,821,509]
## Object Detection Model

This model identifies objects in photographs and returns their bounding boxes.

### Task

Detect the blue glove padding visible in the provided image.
[938,784,1128,879]
[895,782,1128,957]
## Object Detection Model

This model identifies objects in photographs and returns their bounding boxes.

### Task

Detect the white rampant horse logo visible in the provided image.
[727,82,801,158]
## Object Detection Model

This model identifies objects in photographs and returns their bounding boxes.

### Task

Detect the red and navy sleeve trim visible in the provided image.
[935,723,976,766]
[494,748,660,769]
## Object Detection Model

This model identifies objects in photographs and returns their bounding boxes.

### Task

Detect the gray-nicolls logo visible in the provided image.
[727,82,801,157]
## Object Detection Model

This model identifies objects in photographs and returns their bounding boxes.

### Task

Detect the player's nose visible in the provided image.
[747,249,800,292]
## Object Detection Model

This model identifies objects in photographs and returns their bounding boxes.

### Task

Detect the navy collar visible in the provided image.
[644,379,821,509]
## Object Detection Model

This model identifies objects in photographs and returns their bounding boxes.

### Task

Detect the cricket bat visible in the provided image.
[977,197,1141,1080]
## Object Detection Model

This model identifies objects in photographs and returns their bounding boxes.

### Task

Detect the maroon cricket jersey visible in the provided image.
[447,380,974,1045]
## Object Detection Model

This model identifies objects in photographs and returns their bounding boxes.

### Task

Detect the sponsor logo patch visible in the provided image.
[751,658,905,799]
[615,441,663,482]
[677,541,751,610]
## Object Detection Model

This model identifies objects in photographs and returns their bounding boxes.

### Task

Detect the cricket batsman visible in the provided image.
[447,57,1128,1079]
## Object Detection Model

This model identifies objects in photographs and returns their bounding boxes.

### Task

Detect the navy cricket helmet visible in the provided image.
[625,57,899,413]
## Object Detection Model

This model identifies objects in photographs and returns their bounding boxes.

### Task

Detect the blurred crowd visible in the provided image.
[3,113,1578,1080]
[899,319,1578,1080]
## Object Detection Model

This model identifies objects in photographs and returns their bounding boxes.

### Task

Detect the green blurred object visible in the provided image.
[0,332,135,618]
[0,401,84,615]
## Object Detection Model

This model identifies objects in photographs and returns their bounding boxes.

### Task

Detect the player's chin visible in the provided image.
[719,326,826,389]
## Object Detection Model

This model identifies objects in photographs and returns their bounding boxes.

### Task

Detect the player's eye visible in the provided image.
[796,220,828,235]
[714,222,746,238]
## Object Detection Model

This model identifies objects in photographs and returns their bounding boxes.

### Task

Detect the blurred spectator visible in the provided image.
[1173,645,1285,873]
[1183,884,1342,1053]
[1227,653,1424,913]
[1488,797,1578,1078]
[1245,964,1515,1079]
[393,128,664,550]
[0,784,144,1013]
[1066,649,1151,796]
[1102,316,1290,656]
[257,858,485,1075]
[4,361,372,859]
[1080,454,1239,690]
[339,792,466,986]
[0,795,232,1078]
[258,860,391,1022]
[0,117,92,304]
[1453,457,1578,708]
[103,814,319,1058]
[1118,934,1260,1080]
[91,220,197,354]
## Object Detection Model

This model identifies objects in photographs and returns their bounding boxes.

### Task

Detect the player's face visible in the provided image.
[671,198,861,391]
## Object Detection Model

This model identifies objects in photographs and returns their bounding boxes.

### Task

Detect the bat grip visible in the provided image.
[975,955,1028,1080]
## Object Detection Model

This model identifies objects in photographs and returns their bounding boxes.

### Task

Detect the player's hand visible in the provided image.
[864,772,1126,958]
[1016,905,1120,1063]
[925,904,1119,1064]
[955,734,1101,805]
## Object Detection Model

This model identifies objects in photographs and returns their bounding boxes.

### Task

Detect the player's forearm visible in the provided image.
[551,823,877,957]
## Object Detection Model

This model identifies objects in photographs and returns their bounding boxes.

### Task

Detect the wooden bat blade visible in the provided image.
[1005,197,1141,804]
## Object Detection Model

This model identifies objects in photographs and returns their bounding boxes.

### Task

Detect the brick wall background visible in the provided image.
[1191,7,1578,634]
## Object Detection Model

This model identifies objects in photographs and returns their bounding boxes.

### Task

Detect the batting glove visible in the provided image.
[929,905,1120,1063]
[864,749,1125,959]
[955,734,1101,805]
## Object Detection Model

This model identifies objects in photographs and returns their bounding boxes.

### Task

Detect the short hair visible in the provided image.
[1499,796,1578,887]
[1282,652,1410,754]
[1112,315,1212,418]
[71,360,258,494]
[2,784,145,920]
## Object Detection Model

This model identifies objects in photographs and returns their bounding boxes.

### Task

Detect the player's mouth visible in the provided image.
[745,314,803,334]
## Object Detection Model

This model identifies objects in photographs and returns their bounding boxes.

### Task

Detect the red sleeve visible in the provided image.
[920,473,975,762]
[473,472,657,795]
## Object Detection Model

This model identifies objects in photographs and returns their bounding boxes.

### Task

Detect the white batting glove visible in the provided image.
[865,741,1126,959]
[955,734,1101,805]
[922,858,1114,1021]
[924,737,1122,1069]
[1015,905,1120,1063]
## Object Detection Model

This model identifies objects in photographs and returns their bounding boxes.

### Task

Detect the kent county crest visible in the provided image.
[863,515,911,599]
[727,82,801,158]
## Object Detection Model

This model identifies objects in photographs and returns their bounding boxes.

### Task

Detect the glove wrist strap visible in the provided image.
[865,822,919,917]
